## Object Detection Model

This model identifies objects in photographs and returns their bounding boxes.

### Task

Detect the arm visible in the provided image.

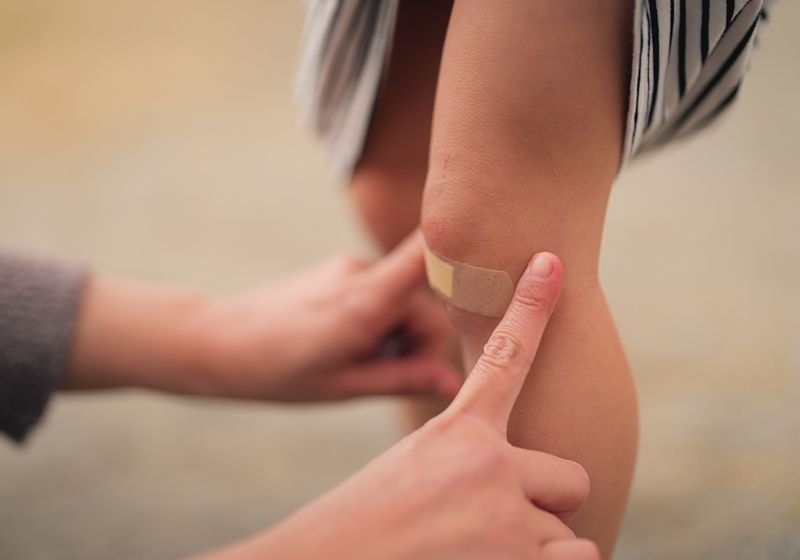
[65,233,460,401]
[63,275,207,393]
[420,1,638,556]
[196,253,598,560]
[1,236,460,441]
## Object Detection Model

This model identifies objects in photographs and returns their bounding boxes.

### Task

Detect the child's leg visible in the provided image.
[420,1,637,557]
[350,1,455,426]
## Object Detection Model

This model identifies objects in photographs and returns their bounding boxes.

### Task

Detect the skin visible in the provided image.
[350,0,457,426]
[350,1,638,557]
[62,239,600,558]
[65,232,461,401]
[198,252,600,560]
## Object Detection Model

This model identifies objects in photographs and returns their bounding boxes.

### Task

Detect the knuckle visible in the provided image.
[463,445,510,481]
[419,411,462,442]
[548,515,577,541]
[328,252,352,270]
[422,412,453,433]
[532,510,576,543]
[484,503,530,543]
[481,331,524,368]
[479,446,508,473]
[330,253,366,275]
[418,416,512,485]
[513,279,552,314]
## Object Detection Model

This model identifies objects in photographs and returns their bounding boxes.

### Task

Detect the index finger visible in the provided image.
[448,252,563,433]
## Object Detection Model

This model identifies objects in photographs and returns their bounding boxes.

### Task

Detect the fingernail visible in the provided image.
[529,253,553,279]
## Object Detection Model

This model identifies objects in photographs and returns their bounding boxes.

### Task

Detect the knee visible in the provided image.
[420,173,603,296]
[421,173,513,266]
[350,165,426,250]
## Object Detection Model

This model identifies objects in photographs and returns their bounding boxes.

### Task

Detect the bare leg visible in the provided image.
[349,0,456,426]
[420,1,638,557]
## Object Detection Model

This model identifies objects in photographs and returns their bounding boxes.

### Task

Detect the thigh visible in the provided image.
[422,0,634,284]
[349,1,457,425]
[349,0,453,250]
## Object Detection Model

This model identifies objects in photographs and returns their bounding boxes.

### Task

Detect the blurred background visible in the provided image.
[0,1,797,558]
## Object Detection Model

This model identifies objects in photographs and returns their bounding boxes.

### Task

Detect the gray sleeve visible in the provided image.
[0,249,87,443]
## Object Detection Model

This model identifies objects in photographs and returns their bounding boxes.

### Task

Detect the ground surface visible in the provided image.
[0,2,798,559]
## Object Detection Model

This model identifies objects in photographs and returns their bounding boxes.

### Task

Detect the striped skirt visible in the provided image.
[296,0,777,177]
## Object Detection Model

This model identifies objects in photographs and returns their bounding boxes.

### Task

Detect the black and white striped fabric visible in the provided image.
[626,0,776,160]
[296,0,776,177]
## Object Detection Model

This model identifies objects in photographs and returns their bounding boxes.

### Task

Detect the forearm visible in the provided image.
[64,275,209,394]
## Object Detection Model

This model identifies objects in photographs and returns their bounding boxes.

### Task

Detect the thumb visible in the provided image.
[334,356,462,399]
[362,231,426,309]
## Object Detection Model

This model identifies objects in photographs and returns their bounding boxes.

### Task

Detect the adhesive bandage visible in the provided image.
[423,242,514,318]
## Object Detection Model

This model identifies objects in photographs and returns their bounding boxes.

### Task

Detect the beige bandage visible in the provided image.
[423,242,514,318]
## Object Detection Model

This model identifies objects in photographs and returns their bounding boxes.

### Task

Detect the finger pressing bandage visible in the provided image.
[423,242,514,318]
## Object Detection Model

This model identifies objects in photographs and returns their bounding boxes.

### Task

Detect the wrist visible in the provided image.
[172,297,238,397]
[149,289,217,395]
[65,276,211,393]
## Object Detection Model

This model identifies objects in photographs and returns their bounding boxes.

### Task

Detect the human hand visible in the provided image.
[185,232,461,401]
[202,252,599,560]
